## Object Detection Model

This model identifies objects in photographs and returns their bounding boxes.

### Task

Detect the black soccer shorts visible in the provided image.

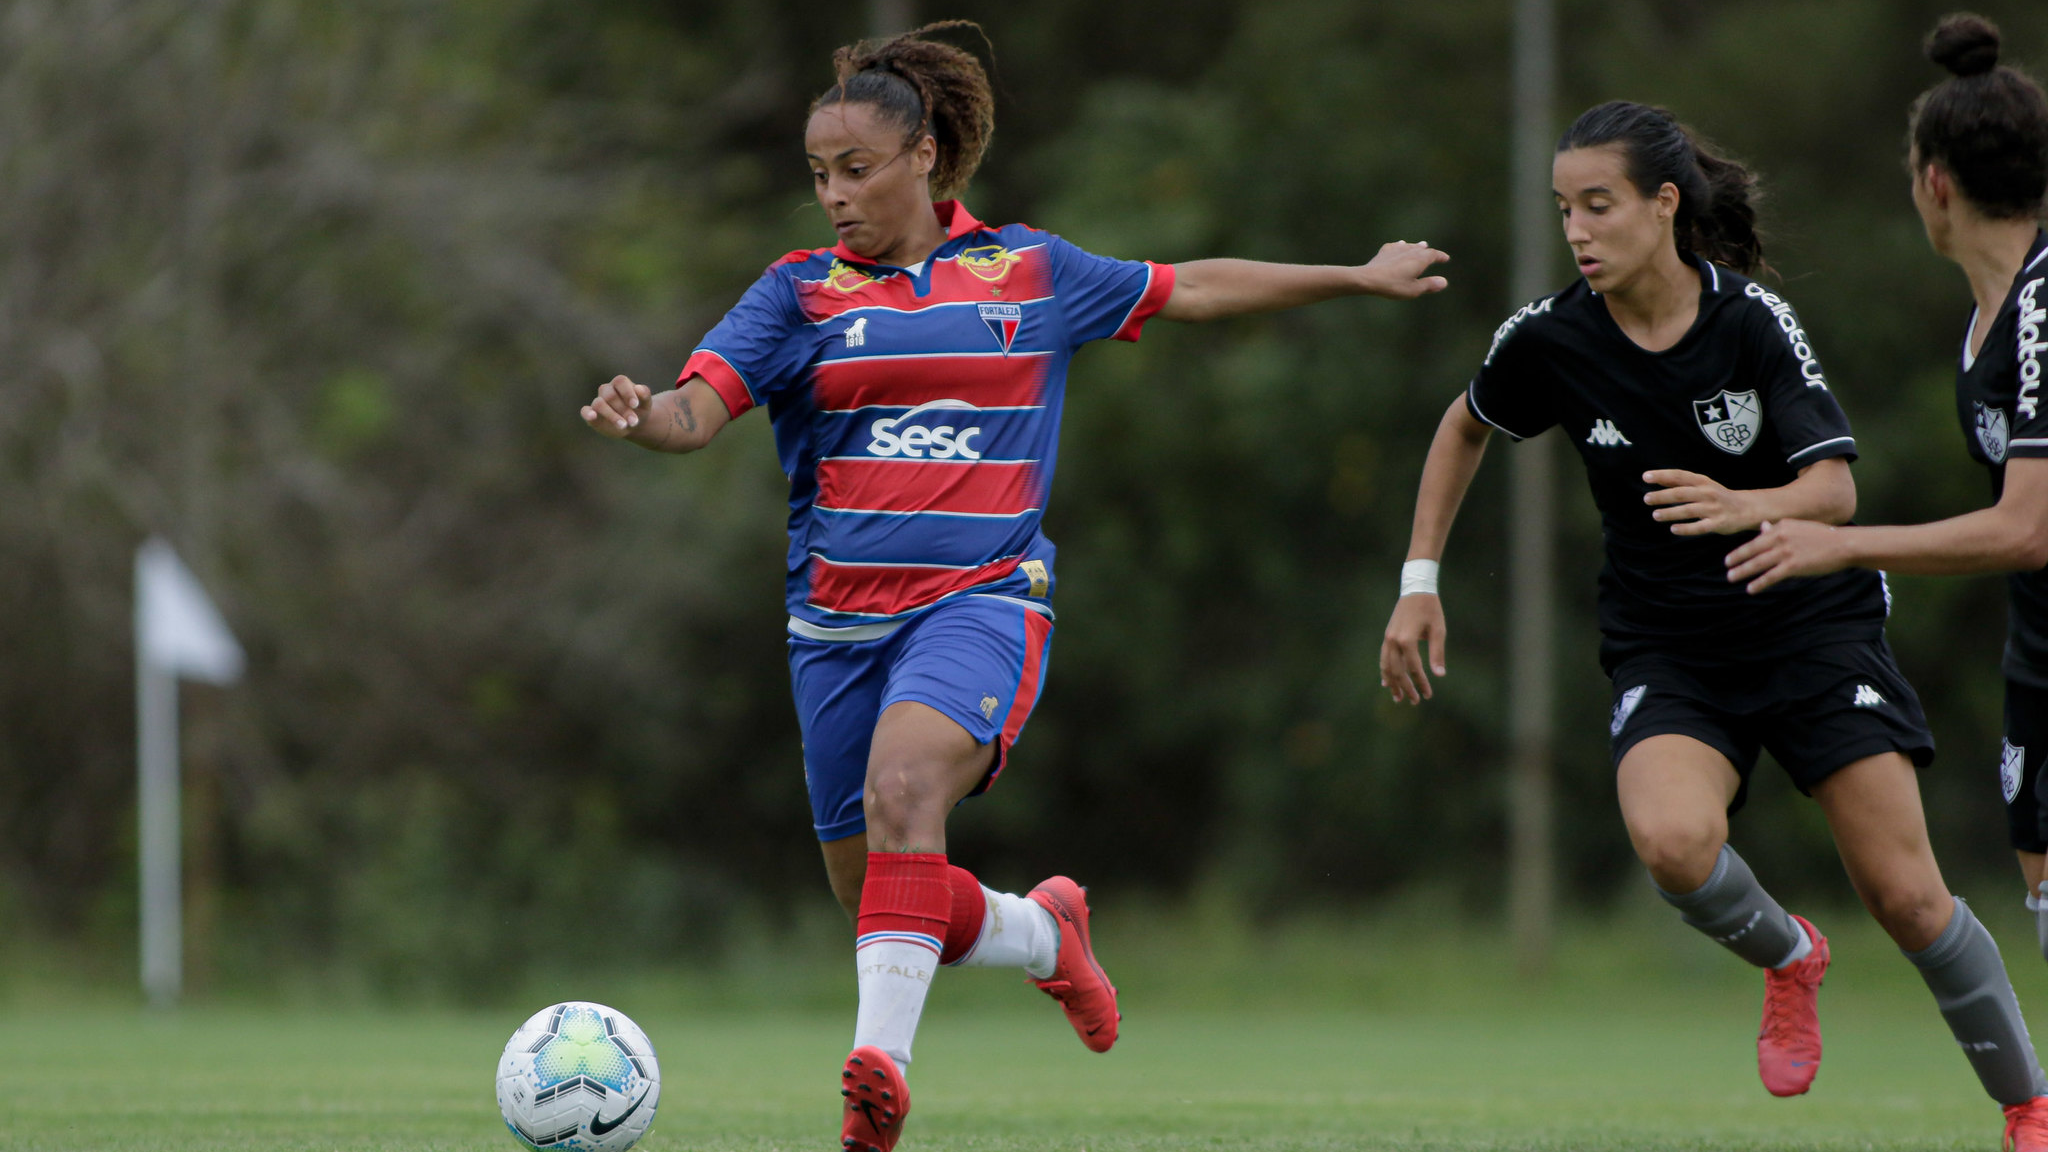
[2003,680,2048,853]
[1606,638,1936,814]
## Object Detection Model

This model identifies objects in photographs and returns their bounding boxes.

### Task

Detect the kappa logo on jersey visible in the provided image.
[1586,419,1632,447]
[1611,684,1646,736]
[957,244,1023,284]
[1743,282,1829,390]
[1851,684,1885,708]
[1976,401,2010,464]
[867,398,985,460]
[845,317,868,348]
[2002,739,2026,804]
[978,302,1022,354]
[1694,389,1762,454]
[2019,276,2044,420]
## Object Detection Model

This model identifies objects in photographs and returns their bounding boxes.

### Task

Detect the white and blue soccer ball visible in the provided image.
[496,1001,661,1151]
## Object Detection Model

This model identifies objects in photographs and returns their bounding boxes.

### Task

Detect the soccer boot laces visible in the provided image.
[2004,1095,2048,1151]
[1757,914,1829,1097]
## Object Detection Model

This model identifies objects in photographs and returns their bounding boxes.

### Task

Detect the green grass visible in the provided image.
[3,899,2042,1150]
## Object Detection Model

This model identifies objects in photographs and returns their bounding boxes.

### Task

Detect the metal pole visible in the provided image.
[137,657,181,1007]
[1507,0,1558,977]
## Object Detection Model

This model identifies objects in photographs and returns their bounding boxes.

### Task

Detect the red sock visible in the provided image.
[939,865,986,964]
[856,852,951,957]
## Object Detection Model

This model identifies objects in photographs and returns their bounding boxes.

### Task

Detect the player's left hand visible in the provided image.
[1724,518,1853,594]
[1357,241,1450,300]
[1643,469,1758,535]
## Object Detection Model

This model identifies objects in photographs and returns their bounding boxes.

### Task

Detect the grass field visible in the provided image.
[6,899,2042,1151]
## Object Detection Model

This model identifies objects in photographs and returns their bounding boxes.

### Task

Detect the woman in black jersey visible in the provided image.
[1380,99,2048,1146]
[1731,12,2048,967]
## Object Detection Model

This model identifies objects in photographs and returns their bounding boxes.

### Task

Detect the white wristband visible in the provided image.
[1399,559,1440,597]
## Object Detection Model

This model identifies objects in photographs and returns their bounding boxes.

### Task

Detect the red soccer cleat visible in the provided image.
[840,1045,909,1152]
[2005,1095,2048,1152]
[1757,914,1829,1097]
[1026,876,1120,1053]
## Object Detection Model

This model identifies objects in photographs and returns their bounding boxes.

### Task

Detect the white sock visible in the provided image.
[853,936,938,1069]
[950,886,1060,979]
[1772,919,1814,969]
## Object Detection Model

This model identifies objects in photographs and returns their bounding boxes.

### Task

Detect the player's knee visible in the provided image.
[862,758,951,838]
[1861,881,1952,948]
[1630,819,1725,892]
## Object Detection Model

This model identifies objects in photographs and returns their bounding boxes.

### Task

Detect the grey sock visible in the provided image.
[2033,888,2048,965]
[1905,896,2048,1105]
[1656,844,1804,968]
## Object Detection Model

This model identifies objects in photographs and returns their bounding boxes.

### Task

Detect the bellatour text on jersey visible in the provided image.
[1483,295,1554,367]
[2020,275,2044,420]
[1744,282,1828,391]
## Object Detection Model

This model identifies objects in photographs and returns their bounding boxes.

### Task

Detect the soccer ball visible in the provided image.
[496,1001,661,1150]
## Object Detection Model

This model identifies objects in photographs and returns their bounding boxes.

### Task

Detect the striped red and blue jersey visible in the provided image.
[679,201,1175,631]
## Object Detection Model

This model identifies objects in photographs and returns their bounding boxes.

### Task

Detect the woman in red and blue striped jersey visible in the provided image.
[580,23,1446,1151]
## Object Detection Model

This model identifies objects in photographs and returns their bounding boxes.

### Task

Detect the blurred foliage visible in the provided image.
[0,0,2044,999]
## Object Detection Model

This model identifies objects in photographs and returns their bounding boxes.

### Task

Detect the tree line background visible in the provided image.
[2,0,2044,1000]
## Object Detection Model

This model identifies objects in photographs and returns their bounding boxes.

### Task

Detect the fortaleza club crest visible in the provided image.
[1977,401,2011,464]
[978,302,1022,354]
[1693,389,1762,455]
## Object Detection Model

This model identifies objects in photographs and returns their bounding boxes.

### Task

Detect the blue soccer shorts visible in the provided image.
[787,594,1054,842]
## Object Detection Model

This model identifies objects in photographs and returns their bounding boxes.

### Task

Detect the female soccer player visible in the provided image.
[1728,12,2048,968]
[1379,99,2048,1146]
[580,23,1448,1152]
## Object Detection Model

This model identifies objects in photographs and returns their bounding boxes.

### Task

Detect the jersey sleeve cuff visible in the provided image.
[2009,438,2048,458]
[1786,436,1857,467]
[1464,385,1532,441]
[1111,262,1176,342]
[678,349,755,418]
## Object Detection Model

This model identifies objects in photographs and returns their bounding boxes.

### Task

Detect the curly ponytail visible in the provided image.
[812,20,995,201]
[1558,101,1768,275]
[1908,13,2048,220]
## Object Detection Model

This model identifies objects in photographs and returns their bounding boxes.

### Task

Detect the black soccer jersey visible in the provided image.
[1466,255,1888,668]
[1953,229,2048,690]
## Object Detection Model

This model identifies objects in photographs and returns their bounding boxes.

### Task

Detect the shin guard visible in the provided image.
[1906,896,2048,1106]
[1656,844,1805,968]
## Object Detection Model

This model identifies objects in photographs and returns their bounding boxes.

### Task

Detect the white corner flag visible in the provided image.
[135,537,243,1007]
[138,538,244,684]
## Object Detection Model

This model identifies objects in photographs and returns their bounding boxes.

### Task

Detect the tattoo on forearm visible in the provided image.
[676,397,697,435]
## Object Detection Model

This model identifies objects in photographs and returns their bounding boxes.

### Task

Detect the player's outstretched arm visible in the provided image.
[1726,457,2048,593]
[1641,457,1856,538]
[1159,241,1449,323]
[1381,396,1492,705]
[580,375,731,454]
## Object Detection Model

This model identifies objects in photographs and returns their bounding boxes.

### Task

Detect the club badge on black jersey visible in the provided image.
[1693,389,1762,454]
[1975,400,2010,464]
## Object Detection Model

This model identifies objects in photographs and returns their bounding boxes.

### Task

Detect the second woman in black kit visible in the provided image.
[1380,97,2048,1147]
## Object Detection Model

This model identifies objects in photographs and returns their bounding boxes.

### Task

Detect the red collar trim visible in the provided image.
[829,200,985,264]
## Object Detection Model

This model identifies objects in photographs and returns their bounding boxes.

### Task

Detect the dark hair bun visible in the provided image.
[1927,12,2000,78]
